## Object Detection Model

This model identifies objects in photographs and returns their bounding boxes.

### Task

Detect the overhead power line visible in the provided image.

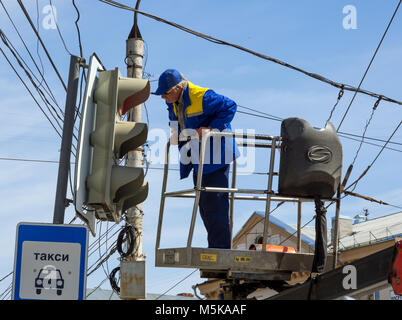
[345,120,402,192]
[0,47,62,139]
[98,0,402,107]
[6,0,82,125]
[17,0,67,91]
[48,0,73,56]
[350,97,382,167]
[0,28,64,120]
[236,105,402,152]
[0,0,60,110]
[327,120,402,202]
[154,269,198,300]
[0,30,65,128]
[0,271,12,283]
[0,157,61,164]
[0,30,79,153]
[72,0,84,59]
[368,121,402,166]
[336,0,402,131]
[337,133,402,154]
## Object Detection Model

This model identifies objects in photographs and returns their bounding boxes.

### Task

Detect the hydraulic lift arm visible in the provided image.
[267,239,402,300]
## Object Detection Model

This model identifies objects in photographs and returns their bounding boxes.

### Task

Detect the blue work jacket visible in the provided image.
[167,81,239,179]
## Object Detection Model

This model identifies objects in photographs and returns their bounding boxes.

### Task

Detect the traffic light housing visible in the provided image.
[86,68,150,222]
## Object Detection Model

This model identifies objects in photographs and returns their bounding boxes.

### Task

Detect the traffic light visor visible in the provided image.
[119,78,150,115]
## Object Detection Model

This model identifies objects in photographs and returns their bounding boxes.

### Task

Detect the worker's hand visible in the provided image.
[195,127,211,140]
[170,129,179,145]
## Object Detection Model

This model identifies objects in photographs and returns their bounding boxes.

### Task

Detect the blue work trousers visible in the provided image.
[193,164,231,249]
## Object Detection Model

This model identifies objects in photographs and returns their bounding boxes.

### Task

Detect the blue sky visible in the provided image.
[0,0,401,298]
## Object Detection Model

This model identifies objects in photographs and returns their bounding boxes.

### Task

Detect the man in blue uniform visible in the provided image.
[154,69,239,249]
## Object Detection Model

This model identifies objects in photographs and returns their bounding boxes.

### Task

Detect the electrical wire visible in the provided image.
[322,120,402,211]
[0,156,284,177]
[0,272,12,283]
[11,1,400,198]
[86,224,122,278]
[350,97,382,166]
[98,222,111,279]
[109,266,120,295]
[49,0,73,56]
[0,0,61,111]
[97,0,402,107]
[0,30,80,150]
[17,0,67,91]
[16,0,82,119]
[337,133,402,153]
[116,225,136,258]
[87,244,118,276]
[0,214,88,300]
[68,68,87,200]
[104,222,112,276]
[86,276,109,298]
[1,33,63,117]
[346,120,402,193]
[88,224,121,259]
[133,0,141,39]
[326,86,344,125]
[366,120,402,167]
[72,0,84,59]
[3,0,398,292]
[338,130,402,147]
[0,30,65,129]
[88,223,117,254]
[100,0,402,199]
[1,25,87,168]
[233,203,286,245]
[0,218,120,300]
[238,104,283,121]
[0,47,63,140]
[279,216,316,246]
[35,0,46,89]
[238,103,402,146]
[235,104,402,152]
[154,269,198,300]
[0,284,12,300]
[0,157,60,164]
[336,0,402,131]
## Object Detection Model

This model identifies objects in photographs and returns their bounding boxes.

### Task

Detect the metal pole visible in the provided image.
[187,131,211,248]
[262,138,277,248]
[119,6,146,300]
[53,55,81,224]
[297,201,302,252]
[155,142,171,250]
[333,185,341,269]
[126,30,144,261]
[229,160,237,248]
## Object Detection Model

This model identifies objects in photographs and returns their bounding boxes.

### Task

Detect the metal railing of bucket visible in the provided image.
[155,130,341,270]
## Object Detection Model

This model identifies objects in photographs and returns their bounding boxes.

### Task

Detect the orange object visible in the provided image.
[249,244,298,253]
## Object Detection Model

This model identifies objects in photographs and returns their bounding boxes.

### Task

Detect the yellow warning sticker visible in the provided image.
[235,256,252,263]
[200,253,217,262]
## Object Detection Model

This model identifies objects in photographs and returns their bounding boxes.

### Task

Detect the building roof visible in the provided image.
[338,211,402,251]
[235,211,402,252]
[254,211,316,247]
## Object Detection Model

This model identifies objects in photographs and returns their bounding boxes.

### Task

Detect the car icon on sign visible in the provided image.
[35,265,64,296]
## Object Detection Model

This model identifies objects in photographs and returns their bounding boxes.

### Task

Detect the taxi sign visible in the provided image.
[12,223,88,300]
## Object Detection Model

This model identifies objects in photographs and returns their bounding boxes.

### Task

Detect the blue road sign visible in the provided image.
[12,223,89,300]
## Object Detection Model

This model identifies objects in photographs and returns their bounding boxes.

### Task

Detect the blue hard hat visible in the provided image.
[154,69,183,95]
